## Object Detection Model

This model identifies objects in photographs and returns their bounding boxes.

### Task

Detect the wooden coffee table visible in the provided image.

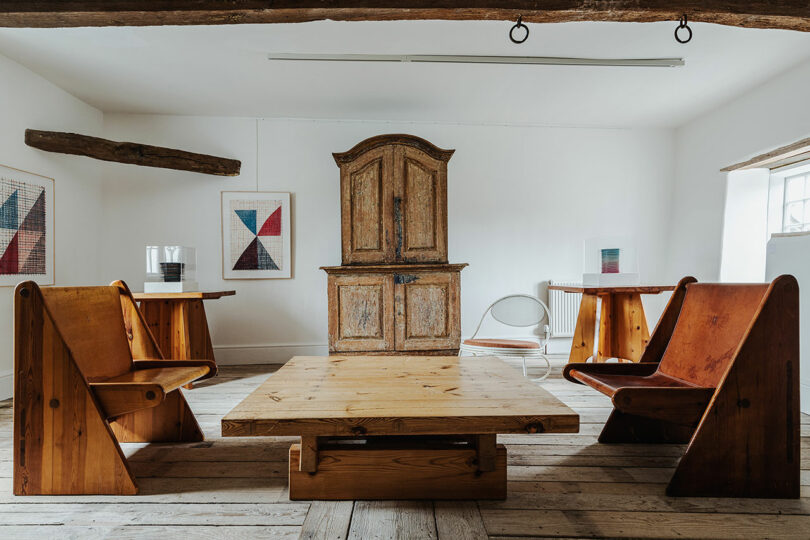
[221,355,579,500]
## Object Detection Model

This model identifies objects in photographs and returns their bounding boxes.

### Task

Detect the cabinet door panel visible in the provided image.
[395,272,460,351]
[341,147,394,264]
[328,274,394,352]
[395,147,448,263]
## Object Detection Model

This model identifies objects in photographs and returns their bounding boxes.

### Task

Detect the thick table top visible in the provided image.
[548,284,675,294]
[221,356,579,438]
[132,290,236,300]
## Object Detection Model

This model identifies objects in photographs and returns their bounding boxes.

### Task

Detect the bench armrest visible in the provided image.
[563,362,659,384]
[132,359,218,381]
[90,381,165,418]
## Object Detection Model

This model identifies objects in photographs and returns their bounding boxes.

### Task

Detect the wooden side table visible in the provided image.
[548,284,675,363]
[132,291,235,388]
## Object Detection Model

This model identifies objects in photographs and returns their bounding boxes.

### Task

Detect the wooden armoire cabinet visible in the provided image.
[323,135,468,355]
[333,134,453,265]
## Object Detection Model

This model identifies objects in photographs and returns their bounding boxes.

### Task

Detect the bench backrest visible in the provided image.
[658,283,769,388]
[39,286,133,381]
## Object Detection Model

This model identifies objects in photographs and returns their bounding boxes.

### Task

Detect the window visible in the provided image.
[767,161,810,239]
[781,169,810,232]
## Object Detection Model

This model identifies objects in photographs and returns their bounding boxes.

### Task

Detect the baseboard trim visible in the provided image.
[212,344,569,367]
[214,343,329,365]
[0,370,12,401]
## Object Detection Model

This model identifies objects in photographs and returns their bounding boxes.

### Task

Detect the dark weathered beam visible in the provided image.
[0,2,808,32]
[25,129,241,177]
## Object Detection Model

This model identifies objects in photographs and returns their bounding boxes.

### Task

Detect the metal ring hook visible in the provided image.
[675,13,692,44]
[510,15,529,44]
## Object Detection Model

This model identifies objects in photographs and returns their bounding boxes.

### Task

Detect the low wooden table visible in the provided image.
[132,290,235,388]
[221,355,579,500]
[548,284,675,363]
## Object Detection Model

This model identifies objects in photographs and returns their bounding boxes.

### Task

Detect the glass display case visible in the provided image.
[144,245,199,293]
[582,236,639,286]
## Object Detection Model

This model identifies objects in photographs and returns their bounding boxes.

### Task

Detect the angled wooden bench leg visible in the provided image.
[14,287,138,495]
[110,390,204,443]
[667,276,800,498]
[598,410,694,444]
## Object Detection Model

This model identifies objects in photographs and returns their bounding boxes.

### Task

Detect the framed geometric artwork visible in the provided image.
[221,191,291,279]
[0,164,54,287]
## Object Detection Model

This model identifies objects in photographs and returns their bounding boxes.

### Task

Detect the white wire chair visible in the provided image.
[458,294,553,382]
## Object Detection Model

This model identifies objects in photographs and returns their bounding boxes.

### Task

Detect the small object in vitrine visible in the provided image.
[144,245,199,293]
[601,248,620,274]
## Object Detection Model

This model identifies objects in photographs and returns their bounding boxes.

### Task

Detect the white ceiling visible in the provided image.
[0,20,808,128]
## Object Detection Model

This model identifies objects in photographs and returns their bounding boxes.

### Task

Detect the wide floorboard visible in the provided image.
[1,363,808,539]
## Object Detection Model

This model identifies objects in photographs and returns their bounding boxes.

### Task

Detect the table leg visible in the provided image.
[170,301,192,360]
[597,293,650,362]
[300,436,319,473]
[288,435,506,500]
[140,300,175,358]
[183,300,216,388]
[475,434,497,472]
[139,299,217,389]
[569,293,597,363]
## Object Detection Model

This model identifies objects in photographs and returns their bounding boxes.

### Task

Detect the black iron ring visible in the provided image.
[510,16,529,44]
[675,15,692,44]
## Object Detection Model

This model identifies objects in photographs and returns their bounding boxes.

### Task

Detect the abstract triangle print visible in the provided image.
[233,236,259,270]
[0,231,18,274]
[16,230,41,271]
[0,190,18,230]
[258,206,282,236]
[223,192,289,279]
[19,233,45,274]
[0,165,52,285]
[256,238,279,270]
[19,190,45,233]
[234,209,257,235]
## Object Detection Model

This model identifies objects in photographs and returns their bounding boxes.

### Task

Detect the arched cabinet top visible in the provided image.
[333,134,455,165]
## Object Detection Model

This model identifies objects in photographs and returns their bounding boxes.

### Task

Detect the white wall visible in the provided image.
[668,59,810,282]
[101,115,674,362]
[0,53,104,399]
[719,169,770,282]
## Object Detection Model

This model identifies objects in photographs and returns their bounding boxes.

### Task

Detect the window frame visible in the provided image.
[767,161,810,237]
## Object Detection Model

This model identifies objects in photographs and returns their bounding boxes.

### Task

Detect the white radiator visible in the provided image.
[548,281,582,338]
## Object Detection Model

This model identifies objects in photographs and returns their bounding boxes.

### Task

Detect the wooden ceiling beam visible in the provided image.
[722,137,810,172]
[0,2,808,32]
[25,129,241,177]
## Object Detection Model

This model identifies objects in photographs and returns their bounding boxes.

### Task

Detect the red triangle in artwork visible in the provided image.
[258,207,281,236]
[0,231,19,275]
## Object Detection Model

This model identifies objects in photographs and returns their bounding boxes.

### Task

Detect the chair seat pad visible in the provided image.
[462,338,540,350]
[103,366,211,392]
[567,369,694,398]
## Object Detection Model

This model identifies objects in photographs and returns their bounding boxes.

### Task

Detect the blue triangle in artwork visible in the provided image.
[0,190,18,230]
[234,209,257,234]
[256,238,279,270]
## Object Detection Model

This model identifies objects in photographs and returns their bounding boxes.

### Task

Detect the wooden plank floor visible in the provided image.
[1,362,809,539]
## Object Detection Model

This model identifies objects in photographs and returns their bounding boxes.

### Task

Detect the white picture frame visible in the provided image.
[221,191,291,279]
[0,164,54,287]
